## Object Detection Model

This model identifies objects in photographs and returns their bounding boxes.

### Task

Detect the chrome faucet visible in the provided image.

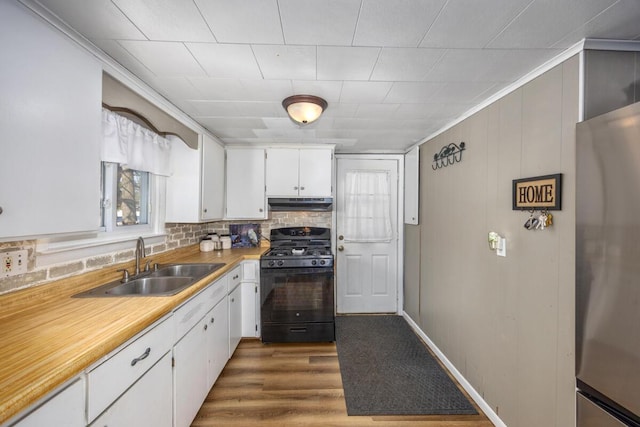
[135,236,146,275]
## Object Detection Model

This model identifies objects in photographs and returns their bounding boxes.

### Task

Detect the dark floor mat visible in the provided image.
[335,315,478,416]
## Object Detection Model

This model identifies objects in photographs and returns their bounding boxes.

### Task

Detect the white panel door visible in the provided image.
[336,158,399,313]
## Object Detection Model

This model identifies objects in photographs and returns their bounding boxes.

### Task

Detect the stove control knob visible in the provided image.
[320,260,326,265]
[311,260,317,266]
[268,260,275,267]
[277,260,284,267]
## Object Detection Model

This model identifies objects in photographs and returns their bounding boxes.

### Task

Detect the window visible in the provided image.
[101,162,152,232]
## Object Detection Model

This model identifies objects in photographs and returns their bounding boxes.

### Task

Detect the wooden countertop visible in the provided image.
[0,245,268,424]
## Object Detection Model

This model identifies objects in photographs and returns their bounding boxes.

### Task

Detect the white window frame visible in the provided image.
[101,162,152,234]
[35,163,166,267]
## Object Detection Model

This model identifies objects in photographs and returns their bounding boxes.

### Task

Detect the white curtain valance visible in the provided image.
[343,170,393,242]
[101,108,172,176]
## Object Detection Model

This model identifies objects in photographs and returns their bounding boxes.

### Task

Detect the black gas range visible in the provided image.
[260,227,335,343]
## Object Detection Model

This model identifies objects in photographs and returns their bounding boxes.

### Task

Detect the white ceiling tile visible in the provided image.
[92,39,156,80]
[208,128,257,138]
[420,0,531,48]
[321,103,359,119]
[38,0,147,40]
[552,0,640,48]
[384,82,442,103]
[488,0,618,48]
[186,43,262,78]
[112,0,215,42]
[424,49,561,82]
[428,81,497,103]
[187,77,246,100]
[370,48,444,81]
[279,0,361,45]
[317,46,380,80]
[252,45,316,80]
[197,117,267,129]
[340,82,393,103]
[262,117,299,129]
[119,41,206,77]
[144,76,202,100]
[354,104,400,118]
[239,80,294,102]
[291,81,343,103]
[354,0,448,47]
[195,0,283,44]
[254,128,317,138]
[195,102,283,118]
[333,118,404,130]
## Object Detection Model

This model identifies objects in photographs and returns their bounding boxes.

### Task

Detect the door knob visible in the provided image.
[338,235,344,240]
[338,245,344,251]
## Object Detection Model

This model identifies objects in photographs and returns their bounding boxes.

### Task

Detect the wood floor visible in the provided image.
[191,339,494,427]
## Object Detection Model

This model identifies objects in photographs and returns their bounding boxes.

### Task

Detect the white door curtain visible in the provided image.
[343,170,393,242]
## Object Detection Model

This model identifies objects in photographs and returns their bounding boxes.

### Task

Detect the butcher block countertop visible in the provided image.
[0,244,268,424]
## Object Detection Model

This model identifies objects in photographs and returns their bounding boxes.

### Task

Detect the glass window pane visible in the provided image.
[116,165,149,226]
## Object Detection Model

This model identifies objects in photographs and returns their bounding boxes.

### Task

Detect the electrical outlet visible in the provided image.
[2,250,28,277]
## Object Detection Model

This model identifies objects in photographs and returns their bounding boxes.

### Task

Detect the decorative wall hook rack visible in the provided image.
[432,142,465,170]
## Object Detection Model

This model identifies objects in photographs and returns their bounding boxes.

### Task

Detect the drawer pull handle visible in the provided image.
[210,317,215,324]
[131,347,151,366]
[290,327,307,333]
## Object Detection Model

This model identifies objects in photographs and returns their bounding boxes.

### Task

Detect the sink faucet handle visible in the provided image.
[117,269,130,282]
[144,260,152,272]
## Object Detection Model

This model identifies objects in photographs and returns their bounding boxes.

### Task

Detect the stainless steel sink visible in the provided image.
[73,263,225,297]
[149,263,223,278]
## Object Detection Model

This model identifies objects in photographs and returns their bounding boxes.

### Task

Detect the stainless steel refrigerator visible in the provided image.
[576,101,640,427]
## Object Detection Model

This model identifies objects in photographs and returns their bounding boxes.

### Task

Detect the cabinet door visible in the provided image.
[90,353,172,427]
[404,146,419,224]
[166,136,201,223]
[0,1,101,239]
[201,135,225,221]
[228,284,242,357]
[266,149,300,196]
[174,320,209,427]
[299,149,333,197]
[13,378,85,427]
[225,148,266,219]
[206,298,229,387]
[241,281,259,337]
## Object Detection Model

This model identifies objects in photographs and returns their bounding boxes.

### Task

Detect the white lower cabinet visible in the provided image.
[228,283,242,357]
[206,298,229,387]
[86,317,173,425]
[90,352,172,427]
[10,378,85,427]
[173,271,233,427]
[173,317,210,427]
[241,260,260,338]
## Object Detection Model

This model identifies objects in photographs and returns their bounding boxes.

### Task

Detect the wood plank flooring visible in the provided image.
[191,339,494,427]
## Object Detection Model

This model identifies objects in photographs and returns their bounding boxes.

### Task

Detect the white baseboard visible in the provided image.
[402,312,507,427]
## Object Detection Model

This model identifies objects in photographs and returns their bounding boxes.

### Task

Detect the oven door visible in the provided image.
[260,267,334,324]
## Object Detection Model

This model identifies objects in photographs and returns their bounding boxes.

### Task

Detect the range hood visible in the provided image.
[268,197,333,212]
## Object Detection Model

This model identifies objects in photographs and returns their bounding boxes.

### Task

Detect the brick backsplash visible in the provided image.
[0,211,331,295]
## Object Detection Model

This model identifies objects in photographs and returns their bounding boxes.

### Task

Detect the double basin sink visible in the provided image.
[74,263,225,297]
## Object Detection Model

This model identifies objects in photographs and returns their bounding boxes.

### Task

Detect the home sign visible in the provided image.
[512,173,562,210]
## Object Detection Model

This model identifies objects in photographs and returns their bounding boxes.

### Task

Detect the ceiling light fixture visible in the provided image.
[282,95,328,124]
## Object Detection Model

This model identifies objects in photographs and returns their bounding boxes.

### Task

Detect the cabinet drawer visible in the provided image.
[87,316,172,422]
[174,277,227,341]
[228,265,241,290]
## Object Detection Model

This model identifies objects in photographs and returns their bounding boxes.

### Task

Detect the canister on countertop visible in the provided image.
[200,238,214,252]
[220,235,231,249]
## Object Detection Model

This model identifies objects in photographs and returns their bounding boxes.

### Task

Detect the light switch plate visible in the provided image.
[2,249,28,277]
[497,238,506,257]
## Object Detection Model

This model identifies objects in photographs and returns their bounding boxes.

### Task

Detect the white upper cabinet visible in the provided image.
[266,148,333,197]
[225,148,267,219]
[0,1,101,240]
[404,146,419,225]
[166,134,225,222]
